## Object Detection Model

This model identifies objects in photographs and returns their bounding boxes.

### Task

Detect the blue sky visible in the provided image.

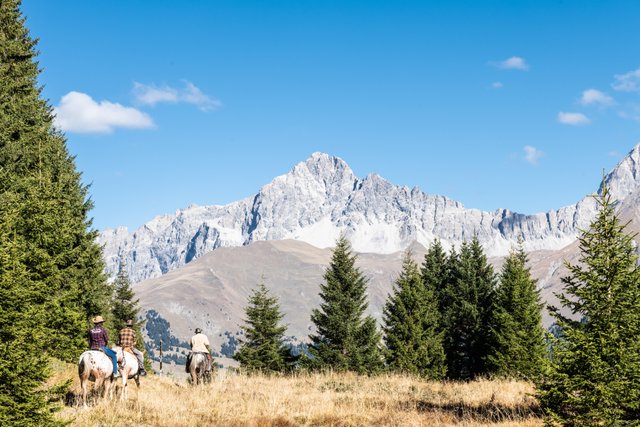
[23,1,640,231]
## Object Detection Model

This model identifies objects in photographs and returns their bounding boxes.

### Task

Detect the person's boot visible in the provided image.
[113,370,121,378]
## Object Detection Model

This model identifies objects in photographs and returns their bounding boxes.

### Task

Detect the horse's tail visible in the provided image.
[78,354,87,378]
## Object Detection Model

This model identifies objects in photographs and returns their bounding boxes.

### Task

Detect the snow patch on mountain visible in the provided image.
[98,145,640,283]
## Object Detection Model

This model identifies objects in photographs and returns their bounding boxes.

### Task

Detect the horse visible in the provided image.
[113,346,141,400]
[77,350,117,408]
[188,352,212,385]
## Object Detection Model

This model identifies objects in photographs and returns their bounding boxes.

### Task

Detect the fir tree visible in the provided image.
[0,205,65,426]
[110,260,151,370]
[538,185,640,425]
[383,250,446,379]
[0,1,111,421]
[309,236,384,373]
[111,260,140,327]
[442,236,497,379]
[421,239,450,328]
[0,0,111,362]
[487,244,546,379]
[234,280,292,372]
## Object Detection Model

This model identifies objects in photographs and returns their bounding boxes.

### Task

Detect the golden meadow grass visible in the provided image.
[52,361,543,427]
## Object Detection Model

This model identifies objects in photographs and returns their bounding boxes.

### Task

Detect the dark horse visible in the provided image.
[187,352,212,385]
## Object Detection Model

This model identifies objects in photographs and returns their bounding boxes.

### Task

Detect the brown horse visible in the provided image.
[77,350,117,408]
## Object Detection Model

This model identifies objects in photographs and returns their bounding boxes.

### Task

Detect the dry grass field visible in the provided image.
[52,363,543,427]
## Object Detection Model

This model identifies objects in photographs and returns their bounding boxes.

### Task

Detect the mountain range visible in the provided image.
[99,144,640,350]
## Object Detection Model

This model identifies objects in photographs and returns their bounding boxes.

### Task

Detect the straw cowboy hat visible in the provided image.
[93,315,105,324]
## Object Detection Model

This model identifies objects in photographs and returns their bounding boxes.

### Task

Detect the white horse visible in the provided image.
[113,346,141,400]
[188,352,212,385]
[77,350,117,407]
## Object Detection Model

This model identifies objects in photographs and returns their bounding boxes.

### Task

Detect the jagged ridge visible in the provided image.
[98,145,640,283]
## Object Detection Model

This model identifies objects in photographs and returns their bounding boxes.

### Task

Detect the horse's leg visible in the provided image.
[94,376,104,403]
[190,367,197,385]
[121,374,128,401]
[80,378,88,408]
[103,377,113,400]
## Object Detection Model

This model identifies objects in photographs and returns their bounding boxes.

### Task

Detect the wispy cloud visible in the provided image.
[557,112,591,126]
[53,91,154,133]
[133,81,222,111]
[491,81,503,89]
[494,56,529,71]
[612,67,640,92]
[579,89,614,107]
[523,145,543,165]
[618,105,640,122]
[133,83,178,105]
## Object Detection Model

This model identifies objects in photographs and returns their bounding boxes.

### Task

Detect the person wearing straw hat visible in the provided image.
[88,315,120,378]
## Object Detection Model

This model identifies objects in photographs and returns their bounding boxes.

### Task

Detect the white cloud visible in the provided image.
[557,112,591,126]
[132,83,178,105]
[133,81,221,111]
[495,56,529,70]
[492,81,503,89]
[523,145,543,165]
[612,67,640,92]
[618,105,640,122]
[579,89,614,106]
[53,91,154,133]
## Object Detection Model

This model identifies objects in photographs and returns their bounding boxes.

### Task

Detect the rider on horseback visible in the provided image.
[118,319,147,376]
[187,327,213,373]
[88,315,120,378]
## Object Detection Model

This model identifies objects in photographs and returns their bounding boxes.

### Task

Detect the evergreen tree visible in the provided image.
[442,236,497,379]
[487,244,546,379]
[234,280,292,372]
[309,236,384,373]
[421,239,450,328]
[110,260,151,370]
[383,250,446,379]
[111,260,140,327]
[538,186,640,425]
[0,205,65,426]
[0,0,112,362]
[0,1,111,421]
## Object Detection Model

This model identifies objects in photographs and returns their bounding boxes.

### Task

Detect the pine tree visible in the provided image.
[110,260,151,370]
[0,1,112,420]
[111,260,140,327]
[442,236,497,379]
[0,205,65,426]
[538,186,640,425]
[383,250,446,379]
[234,280,292,372]
[0,0,112,362]
[421,239,450,327]
[309,236,384,373]
[487,244,546,379]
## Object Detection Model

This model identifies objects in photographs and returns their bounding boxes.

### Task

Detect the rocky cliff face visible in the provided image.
[99,145,640,284]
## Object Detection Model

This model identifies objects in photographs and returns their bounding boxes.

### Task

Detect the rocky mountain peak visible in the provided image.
[99,146,640,284]
[602,143,640,201]
[283,152,357,186]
